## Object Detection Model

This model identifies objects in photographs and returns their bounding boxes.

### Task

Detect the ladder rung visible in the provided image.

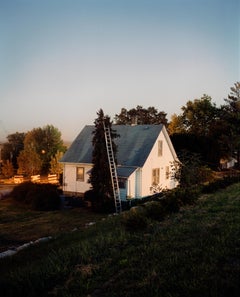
[104,124,122,213]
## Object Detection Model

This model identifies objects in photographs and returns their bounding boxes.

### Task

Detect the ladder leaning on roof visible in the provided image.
[103,123,122,214]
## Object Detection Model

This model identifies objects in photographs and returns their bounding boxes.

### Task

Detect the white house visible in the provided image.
[60,124,179,200]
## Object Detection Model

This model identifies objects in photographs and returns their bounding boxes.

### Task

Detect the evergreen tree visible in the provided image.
[89,109,118,211]
[222,82,240,167]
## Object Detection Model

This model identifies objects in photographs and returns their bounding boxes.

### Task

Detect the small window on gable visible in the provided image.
[152,168,160,185]
[165,166,170,179]
[76,167,84,181]
[158,140,163,157]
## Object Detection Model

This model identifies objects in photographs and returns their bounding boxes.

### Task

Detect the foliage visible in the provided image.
[1,132,25,169]
[121,207,148,231]
[169,83,240,168]
[89,109,119,211]
[1,125,66,176]
[17,147,42,176]
[143,201,168,221]
[167,113,186,135]
[171,133,220,169]
[1,159,14,178]
[22,125,66,174]
[165,186,200,206]
[114,105,168,125]
[84,189,115,213]
[202,174,240,193]
[49,150,64,178]
[221,82,240,167]
[171,149,208,187]
[11,182,61,211]
[180,94,218,136]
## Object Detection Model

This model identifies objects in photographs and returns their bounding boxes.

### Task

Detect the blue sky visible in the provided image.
[0,0,239,141]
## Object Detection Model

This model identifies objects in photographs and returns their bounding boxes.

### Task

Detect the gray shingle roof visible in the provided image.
[61,124,164,168]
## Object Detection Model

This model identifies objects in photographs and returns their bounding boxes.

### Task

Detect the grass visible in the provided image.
[0,198,106,252]
[0,183,240,297]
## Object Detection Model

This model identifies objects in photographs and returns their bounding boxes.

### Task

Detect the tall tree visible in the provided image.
[89,109,118,210]
[170,95,221,168]
[1,132,25,169]
[181,95,218,136]
[114,105,168,126]
[221,82,240,167]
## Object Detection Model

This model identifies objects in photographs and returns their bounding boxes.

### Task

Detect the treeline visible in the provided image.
[0,82,239,180]
[114,82,240,171]
[0,125,66,177]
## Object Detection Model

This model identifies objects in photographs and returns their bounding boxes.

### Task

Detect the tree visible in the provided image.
[168,113,186,135]
[221,82,240,167]
[50,151,64,179]
[225,82,240,112]
[172,150,201,188]
[168,95,221,168]
[89,109,119,211]
[1,132,25,169]
[17,147,42,176]
[21,125,66,174]
[171,133,220,169]
[1,160,14,178]
[114,106,168,126]
[181,95,218,136]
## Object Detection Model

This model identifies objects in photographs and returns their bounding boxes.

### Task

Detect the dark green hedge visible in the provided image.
[11,182,61,211]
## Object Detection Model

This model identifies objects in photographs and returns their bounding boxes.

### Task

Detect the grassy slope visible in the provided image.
[0,199,106,252]
[0,184,240,297]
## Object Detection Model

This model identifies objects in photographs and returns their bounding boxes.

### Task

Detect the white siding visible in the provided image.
[63,163,92,195]
[141,128,178,196]
[62,126,178,199]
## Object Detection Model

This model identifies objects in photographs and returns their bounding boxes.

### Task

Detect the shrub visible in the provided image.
[11,182,33,203]
[201,175,240,194]
[160,192,181,213]
[84,190,115,213]
[143,201,167,221]
[11,182,61,211]
[167,187,200,206]
[121,208,148,231]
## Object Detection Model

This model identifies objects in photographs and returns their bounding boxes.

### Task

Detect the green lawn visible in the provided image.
[0,198,106,253]
[0,184,240,297]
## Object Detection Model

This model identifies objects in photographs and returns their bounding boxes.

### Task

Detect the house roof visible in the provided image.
[61,124,165,168]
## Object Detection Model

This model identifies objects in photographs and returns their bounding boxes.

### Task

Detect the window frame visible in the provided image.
[76,167,84,181]
[152,168,160,185]
[165,166,170,180]
[158,140,163,157]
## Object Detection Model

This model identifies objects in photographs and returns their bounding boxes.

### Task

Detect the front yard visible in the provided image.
[0,183,239,297]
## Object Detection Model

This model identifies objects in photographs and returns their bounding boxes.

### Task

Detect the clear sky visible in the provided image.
[0,0,239,142]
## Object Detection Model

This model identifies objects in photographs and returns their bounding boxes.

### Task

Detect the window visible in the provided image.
[165,166,170,179]
[118,178,126,189]
[76,167,84,181]
[158,140,163,156]
[152,168,160,185]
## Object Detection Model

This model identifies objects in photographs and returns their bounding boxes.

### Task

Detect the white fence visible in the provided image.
[48,174,58,184]
[31,175,40,183]
[13,175,24,184]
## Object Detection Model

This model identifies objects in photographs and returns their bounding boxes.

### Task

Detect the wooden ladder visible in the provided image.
[103,124,122,214]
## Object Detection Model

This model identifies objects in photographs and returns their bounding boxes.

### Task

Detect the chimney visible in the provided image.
[131,116,138,126]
